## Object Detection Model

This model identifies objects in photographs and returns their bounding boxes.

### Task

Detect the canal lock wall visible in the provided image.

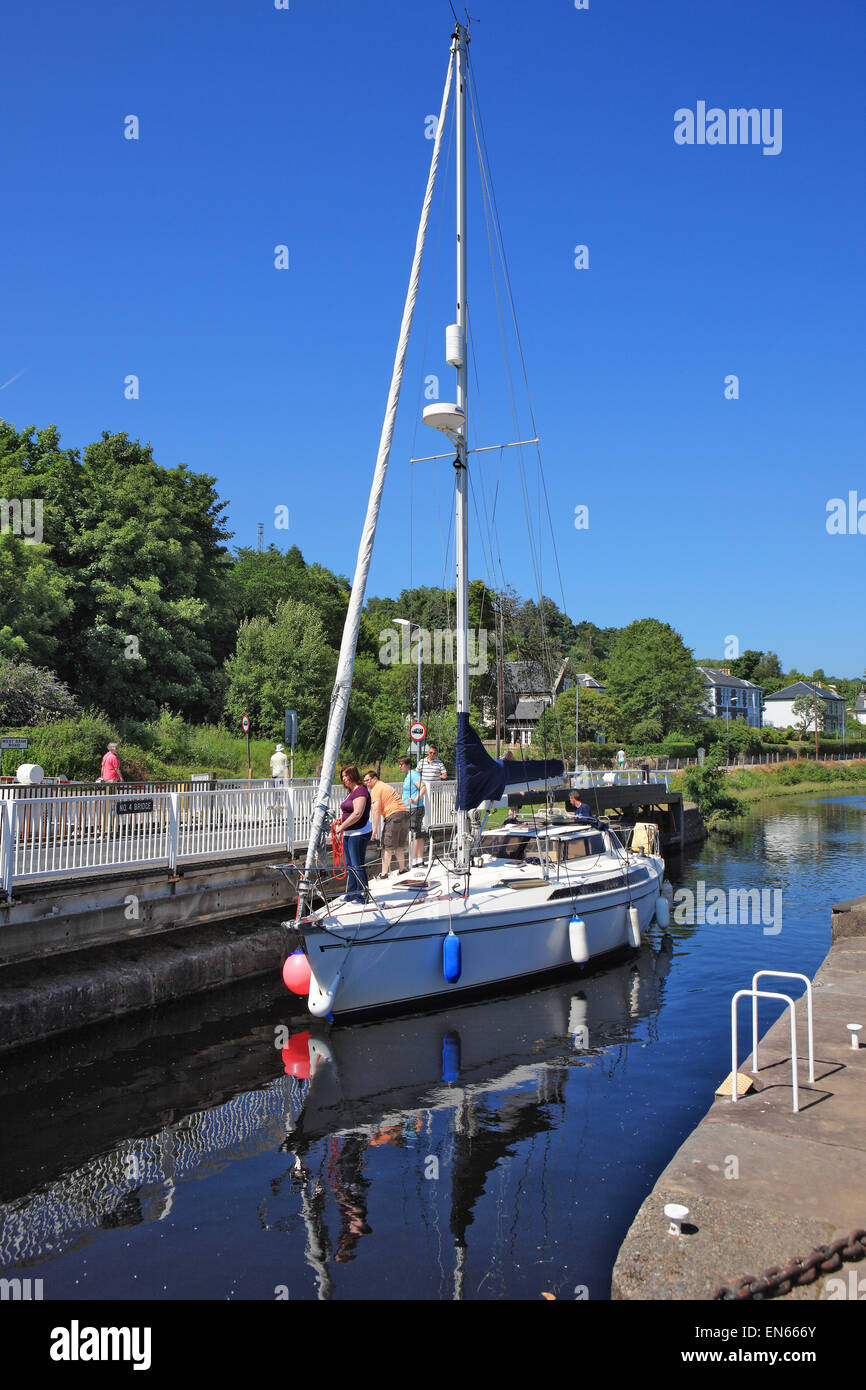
[611,893,866,1300]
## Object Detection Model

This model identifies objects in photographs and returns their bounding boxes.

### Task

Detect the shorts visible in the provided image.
[409,806,424,834]
[382,811,409,849]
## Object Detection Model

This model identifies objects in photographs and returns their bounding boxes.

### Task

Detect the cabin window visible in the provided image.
[484,833,530,861]
[558,834,605,861]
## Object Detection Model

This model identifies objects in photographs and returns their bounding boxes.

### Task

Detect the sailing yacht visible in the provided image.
[284,22,665,1019]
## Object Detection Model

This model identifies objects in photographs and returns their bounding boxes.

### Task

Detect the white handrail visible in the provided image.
[731,988,802,1114]
[751,970,814,1083]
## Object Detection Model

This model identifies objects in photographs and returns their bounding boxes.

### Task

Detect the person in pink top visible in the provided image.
[100,743,124,783]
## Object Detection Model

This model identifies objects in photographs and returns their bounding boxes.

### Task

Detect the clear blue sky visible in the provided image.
[1,0,864,675]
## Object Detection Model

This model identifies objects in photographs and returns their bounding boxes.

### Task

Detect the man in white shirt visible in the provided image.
[420,745,447,785]
[270,744,289,781]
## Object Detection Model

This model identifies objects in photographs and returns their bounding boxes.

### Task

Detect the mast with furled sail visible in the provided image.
[294,48,455,922]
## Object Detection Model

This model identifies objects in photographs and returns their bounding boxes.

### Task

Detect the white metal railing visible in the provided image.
[730,978,815,1116]
[0,781,460,890]
[0,787,295,892]
[571,769,672,791]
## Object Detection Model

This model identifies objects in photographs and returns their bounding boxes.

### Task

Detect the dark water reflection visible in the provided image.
[1,795,864,1300]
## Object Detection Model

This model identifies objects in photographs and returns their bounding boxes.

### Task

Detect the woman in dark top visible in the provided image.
[334,765,372,903]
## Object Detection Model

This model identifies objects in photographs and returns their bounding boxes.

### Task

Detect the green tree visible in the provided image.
[227,545,351,651]
[0,422,233,721]
[223,598,335,745]
[604,619,706,737]
[0,533,73,665]
[535,685,626,753]
[791,692,827,735]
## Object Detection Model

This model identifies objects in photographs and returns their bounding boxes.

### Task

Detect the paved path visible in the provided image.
[612,933,866,1300]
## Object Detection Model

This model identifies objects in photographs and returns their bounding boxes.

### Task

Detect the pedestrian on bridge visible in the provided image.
[99,743,124,784]
[270,744,289,782]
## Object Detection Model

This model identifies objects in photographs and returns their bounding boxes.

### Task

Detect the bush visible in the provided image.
[0,658,79,726]
[680,748,745,822]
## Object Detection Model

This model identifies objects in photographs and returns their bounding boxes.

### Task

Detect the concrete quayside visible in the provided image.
[612,894,866,1301]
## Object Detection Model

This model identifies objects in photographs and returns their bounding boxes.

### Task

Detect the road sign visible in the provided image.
[241,716,250,734]
[284,710,297,748]
[0,738,28,750]
[410,722,426,742]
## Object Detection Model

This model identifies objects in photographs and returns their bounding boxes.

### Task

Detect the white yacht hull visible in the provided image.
[297,857,664,1018]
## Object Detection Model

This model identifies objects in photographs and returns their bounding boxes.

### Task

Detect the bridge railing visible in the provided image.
[0,781,460,890]
[0,787,295,893]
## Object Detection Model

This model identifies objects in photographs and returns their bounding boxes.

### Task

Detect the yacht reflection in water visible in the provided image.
[0,938,673,1297]
[275,935,674,1299]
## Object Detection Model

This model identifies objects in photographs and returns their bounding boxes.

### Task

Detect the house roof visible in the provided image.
[503,662,551,695]
[507,698,547,722]
[763,681,845,703]
[697,667,763,691]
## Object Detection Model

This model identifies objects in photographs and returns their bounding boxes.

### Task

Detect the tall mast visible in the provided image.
[294,48,455,918]
[454,21,471,869]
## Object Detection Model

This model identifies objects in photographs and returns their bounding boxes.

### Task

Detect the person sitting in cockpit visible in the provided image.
[568,792,592,822]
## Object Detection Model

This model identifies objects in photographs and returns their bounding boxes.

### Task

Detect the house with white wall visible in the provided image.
[761,681,845,733]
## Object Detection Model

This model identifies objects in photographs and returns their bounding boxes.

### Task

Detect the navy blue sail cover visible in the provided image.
[455,712,564,810]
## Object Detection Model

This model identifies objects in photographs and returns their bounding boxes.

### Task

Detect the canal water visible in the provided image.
[2,795,864,1301]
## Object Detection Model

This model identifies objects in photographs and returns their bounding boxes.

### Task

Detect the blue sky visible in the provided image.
[1,0,864,675]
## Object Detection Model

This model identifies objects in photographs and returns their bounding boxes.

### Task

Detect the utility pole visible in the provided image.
[495,598,504,759]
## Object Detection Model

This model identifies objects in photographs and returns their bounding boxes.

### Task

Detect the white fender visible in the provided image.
[661,880,674,902]
[307,970,343,1017]
[655,896,671,928]
[569,916,589,964]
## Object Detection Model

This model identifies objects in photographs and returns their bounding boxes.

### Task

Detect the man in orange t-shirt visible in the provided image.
[363,771,409,877]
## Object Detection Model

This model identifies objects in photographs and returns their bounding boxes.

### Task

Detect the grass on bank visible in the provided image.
[670,757,866,806]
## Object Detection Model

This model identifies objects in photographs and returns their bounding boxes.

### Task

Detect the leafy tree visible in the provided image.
[0,533,73,665]
[223,598,335,745]
[0,422,233,721]
[535,685,626,753]
[604,619,706,736]
[567,621,618,681]
[792,692,827,735]
[228,545,351,651]
[729,649,763,682]
[703,716,762,757]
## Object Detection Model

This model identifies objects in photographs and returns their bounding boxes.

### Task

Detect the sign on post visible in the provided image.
[284,710,297,781]
[0,737,28,780]
[242,716,251,780]
[410,722,426,743]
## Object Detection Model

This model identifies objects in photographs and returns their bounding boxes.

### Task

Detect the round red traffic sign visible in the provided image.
[242,716,250,734]
[410,722,426,742]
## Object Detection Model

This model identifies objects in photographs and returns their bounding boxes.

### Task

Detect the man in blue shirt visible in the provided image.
[568,792,592,822]
[398,755,427,866]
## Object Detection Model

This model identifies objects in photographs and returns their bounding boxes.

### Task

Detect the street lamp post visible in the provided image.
[394,618,422,766]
